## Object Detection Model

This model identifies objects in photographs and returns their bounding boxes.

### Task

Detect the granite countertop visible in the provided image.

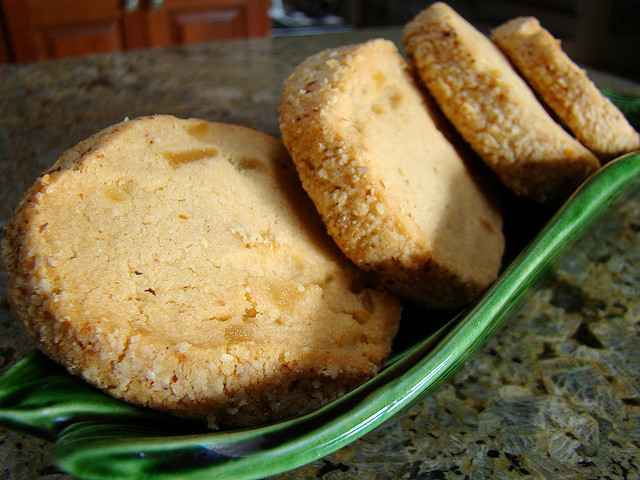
[1,27,640,480]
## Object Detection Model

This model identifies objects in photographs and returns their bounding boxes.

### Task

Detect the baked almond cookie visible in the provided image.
[491,16,640,161]
[403,2,600,203]
[1,115,401,428]
[279,39,504,310]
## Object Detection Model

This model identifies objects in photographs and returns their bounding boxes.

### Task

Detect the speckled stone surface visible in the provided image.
[1,27,640,480]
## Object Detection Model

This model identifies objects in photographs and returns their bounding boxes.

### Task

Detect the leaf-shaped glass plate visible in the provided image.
[1,92,639,480]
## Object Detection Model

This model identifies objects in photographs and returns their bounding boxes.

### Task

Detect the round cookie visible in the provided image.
[1,115,401,428]
[403,2,600,203]
[279,39,505,310]
[491,16,640,161]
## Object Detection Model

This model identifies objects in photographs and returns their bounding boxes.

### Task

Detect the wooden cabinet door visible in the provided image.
[1,0,270,62]
[146,0,271,47]
[1,0,146,62]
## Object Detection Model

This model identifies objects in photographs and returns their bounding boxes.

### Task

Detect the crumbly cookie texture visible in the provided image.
[491,16,640,161]
[1,115,401,428]
[279,38,504,310]
[403,2,600,203]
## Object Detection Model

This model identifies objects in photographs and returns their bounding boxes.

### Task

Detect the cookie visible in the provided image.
[1,115,401,428]
[491,16,640,161]
[279,39,504,310]
[403,2,600,203]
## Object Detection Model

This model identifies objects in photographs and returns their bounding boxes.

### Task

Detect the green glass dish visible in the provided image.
[1,92,639,480]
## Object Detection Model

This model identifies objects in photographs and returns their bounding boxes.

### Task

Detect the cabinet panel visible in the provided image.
[40,20,123,59]
[147,0,271,46]
[171,8,248,42]
[1,0,136,61]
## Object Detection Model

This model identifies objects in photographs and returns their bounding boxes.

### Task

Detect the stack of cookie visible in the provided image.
[402,2,639,203]
[2,2,637,428]
[280,0,639,313]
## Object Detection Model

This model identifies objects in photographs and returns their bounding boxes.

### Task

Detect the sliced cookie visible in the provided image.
[1,115,401,428]
[279,39,504,310]
[491,16,640,161]
[403,2,600,203]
